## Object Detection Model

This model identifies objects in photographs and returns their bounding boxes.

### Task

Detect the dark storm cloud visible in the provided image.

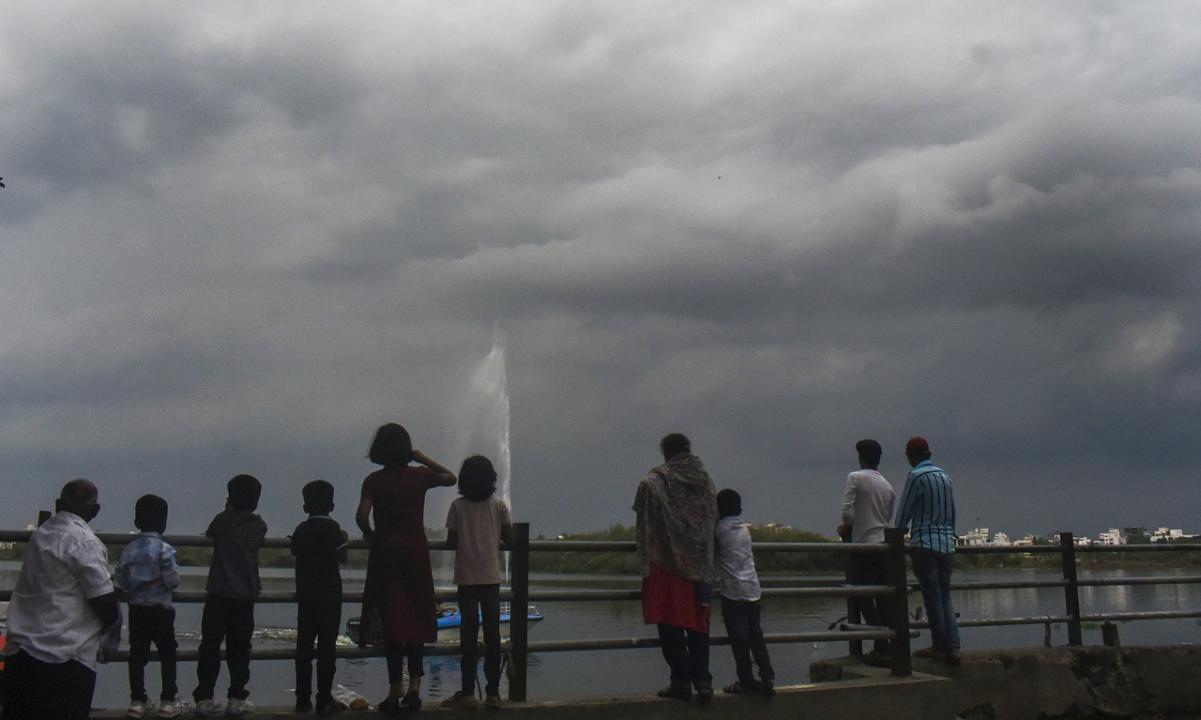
[2,1,1201,539]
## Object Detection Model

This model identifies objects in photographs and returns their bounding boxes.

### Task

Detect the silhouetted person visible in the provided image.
[356,423,457,714]
[895,437,960,664]
[115,494,182,718]
[838,439,896,666]
[2,479,119,720]
[291,480,349,716]
[193,474,267,717]
[634,433,718,703]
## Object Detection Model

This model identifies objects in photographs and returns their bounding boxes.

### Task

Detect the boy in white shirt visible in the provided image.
[715,489,775,696]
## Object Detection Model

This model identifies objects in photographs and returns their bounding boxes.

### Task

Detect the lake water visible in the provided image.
[3,561,1200,710]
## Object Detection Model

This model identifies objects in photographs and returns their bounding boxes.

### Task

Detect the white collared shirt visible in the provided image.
[841,469,896,544]
[4,511,114,670]
[715,515,762,602]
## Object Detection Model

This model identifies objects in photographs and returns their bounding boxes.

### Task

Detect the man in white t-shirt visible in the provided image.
[837,439,896,665]
[2,479,119,720]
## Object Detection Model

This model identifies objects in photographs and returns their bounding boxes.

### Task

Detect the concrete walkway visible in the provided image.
[90,672,954,719]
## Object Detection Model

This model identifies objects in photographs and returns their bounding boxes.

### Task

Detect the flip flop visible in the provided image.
[722,681,759,695]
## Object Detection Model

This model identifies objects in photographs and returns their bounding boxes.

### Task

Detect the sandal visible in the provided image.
[400,692,422,712]
[722,680,760,695]
[378,697,402,717]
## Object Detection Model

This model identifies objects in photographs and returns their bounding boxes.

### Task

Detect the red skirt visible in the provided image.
[641,563,709,633]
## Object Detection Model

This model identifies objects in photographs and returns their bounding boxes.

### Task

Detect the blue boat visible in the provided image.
[347,603,544,644]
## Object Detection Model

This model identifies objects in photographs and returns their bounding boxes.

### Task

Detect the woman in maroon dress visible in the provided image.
[356,423,456,714]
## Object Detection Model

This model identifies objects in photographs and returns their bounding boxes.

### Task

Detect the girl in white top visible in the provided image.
[443,456,513,708]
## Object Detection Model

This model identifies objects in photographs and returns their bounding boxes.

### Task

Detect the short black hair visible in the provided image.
[228,474,262,512]
[856,438,883,468]
[135,494,168,532]
[368,423,414,467]
[302,480,334,513]
[659,432,691,460]
[458,455,498,502]
[717,488,742,518]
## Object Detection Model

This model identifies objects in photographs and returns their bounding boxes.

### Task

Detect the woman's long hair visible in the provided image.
[457,455,497,501]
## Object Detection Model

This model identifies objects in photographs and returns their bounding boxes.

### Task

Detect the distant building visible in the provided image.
[991,532,1011,546]
[1098,528,1123,546]
[1073,536,1093,547]
[1012,535,1037,547]
[1151,527,1188,543]
[1123,526,1149,543]
[958,528,991,547]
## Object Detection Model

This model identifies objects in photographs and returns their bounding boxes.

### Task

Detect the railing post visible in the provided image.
[1060,531,1083,646]
[844,534,863,659]
[885,527,912,677]
[509,522,530,702]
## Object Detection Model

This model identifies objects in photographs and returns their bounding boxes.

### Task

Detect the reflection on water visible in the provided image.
[2,563,1199,710]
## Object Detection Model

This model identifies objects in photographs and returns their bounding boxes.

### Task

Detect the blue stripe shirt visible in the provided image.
[894,460,956,554]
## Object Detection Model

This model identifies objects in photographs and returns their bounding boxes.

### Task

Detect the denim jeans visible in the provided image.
[911,548,960,652]
[719,599,774,684]
[657,624,711,690]
[847,552,891,654]
[457,584,502,695]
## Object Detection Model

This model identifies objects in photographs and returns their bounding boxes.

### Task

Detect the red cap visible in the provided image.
[905,436,930,456]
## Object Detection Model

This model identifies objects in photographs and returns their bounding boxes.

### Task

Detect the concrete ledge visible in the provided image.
[812,645,1201,719]
[90,674,954,719]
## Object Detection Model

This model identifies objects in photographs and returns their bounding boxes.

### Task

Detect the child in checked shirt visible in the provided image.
[192,474,268,718]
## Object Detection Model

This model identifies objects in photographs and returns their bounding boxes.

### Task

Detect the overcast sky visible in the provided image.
[3,2,1200,541]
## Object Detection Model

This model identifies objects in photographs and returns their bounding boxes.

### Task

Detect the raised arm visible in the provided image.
[413,449,457,486]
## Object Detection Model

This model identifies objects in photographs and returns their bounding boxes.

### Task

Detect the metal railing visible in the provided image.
[2,526,1200,703]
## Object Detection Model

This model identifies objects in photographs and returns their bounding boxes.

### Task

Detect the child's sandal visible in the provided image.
[721,681,759,695]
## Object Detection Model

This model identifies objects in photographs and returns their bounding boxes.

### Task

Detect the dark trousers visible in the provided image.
[720,598,774,683]
[385,643,424,682]
[848,552,892,654]
[656,624,711,690]
[2,650,97,720]
[295,594,342,705]
[912,548,961,652]
[457,584,502,695]
[194,595,255,701]
[129,604,179,702]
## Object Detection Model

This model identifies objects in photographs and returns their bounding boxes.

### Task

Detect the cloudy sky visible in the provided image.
[3,1,1200,540]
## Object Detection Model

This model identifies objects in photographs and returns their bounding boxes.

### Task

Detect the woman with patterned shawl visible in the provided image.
[633,432,718,702]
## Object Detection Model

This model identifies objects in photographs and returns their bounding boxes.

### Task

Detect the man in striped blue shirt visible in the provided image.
[895,436,960,664]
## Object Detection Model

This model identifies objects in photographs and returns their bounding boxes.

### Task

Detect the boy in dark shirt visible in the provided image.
[290,480,349,716]
[193,474,268,718]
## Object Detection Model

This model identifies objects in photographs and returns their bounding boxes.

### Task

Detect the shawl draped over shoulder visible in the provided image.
[633,453,718,583]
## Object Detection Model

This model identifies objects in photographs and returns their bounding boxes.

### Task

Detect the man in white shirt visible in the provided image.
[3,479,119,720]
[837,439,896,665]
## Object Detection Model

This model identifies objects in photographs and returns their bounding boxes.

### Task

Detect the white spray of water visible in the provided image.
[440,328,512,581]
[463,331,511,514]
